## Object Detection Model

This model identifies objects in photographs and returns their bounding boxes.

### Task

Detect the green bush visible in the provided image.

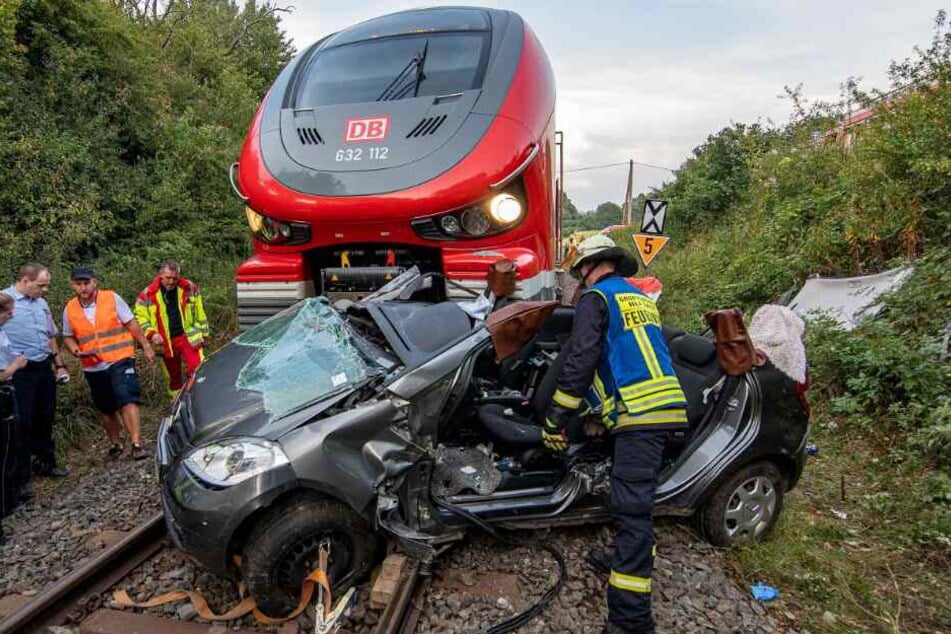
[0,0,290,450]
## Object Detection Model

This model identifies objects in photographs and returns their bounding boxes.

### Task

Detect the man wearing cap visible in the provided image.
[62,267,155,460]
[542,235,688,634]
[1,263,70,486]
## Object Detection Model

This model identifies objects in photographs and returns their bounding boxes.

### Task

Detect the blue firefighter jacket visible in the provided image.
[550,275,689,432]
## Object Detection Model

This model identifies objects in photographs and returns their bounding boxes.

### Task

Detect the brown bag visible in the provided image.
[486,259,518,298]
[486,301,559,362]
[704,308,756,376]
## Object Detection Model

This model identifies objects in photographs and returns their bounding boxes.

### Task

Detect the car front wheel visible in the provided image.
[698,461,785,547]
[242,494,378,617]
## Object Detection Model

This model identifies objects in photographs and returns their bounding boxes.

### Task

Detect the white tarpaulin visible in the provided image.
[787,266,914,329]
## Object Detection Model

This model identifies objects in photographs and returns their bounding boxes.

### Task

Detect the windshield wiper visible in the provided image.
[376,41,428,102]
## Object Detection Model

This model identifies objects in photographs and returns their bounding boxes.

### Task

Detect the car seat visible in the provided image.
[477,350,565,448]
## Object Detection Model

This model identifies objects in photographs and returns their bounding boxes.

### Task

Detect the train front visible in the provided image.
[234,7,557,328]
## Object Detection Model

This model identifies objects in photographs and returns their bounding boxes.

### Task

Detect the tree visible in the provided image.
[652,123,778,236]
[0,0,293,277]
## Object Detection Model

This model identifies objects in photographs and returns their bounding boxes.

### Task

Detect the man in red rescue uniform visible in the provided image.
[62,267,155,460]
[134,260,209,397]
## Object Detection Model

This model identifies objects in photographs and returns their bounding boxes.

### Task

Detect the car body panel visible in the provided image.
[160,294,809,577]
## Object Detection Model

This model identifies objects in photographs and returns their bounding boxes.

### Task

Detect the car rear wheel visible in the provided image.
[698,461,785,547]
[243,494,378,617]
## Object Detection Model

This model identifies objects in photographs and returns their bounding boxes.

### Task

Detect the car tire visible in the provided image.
[698,461,785,547]
[243,493,378,617]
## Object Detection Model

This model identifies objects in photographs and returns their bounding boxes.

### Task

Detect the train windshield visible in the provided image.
[296,33,488,107]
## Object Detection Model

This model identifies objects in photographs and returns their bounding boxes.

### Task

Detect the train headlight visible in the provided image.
[489,194,522,224]
[461,208,491,236]
[441,215,461,234]
[245,206,311,246]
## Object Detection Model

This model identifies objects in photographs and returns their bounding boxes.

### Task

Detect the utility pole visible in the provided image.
[621,159,634,225]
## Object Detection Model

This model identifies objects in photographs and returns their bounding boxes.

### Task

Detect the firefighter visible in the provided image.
[542,235,688,634]
[134,261,208,397]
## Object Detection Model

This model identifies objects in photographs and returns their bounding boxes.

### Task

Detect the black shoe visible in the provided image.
[18,485,35,504]
[586,547,614,575]
[38,466,69,478]
[107,444,124,461]
[130,444,148,461]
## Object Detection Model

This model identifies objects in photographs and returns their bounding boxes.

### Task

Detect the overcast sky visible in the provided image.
[276,1,943,211]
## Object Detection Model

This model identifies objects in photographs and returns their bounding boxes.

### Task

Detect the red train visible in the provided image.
[232,6,558,327]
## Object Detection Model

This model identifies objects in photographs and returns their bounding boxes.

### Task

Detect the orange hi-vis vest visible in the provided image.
[65,290,136,370]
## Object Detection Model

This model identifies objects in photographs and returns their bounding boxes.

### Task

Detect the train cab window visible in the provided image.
[295,33,489,107]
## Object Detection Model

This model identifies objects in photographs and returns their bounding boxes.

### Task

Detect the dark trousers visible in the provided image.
[11,359,57,480]
[607,430,667,634]
[1,384,19,516]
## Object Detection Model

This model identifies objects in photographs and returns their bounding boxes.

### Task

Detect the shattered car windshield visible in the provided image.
[233,298,382,419]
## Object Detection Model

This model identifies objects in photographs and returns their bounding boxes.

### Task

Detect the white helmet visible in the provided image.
[567,235,637,279]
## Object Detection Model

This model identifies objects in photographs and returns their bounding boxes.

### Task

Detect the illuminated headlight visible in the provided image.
[245,206,310,245]
[460,208,491,235]
[184,438,289,487]
[489,194,522,224]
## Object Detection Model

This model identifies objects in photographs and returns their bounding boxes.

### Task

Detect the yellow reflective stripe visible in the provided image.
[616,409,688,428]
[156,288,171,335]
[609,570,652,593]
[632,328,662,378]
[77,327,127,344]
[95,340,136,354]
[592,371,608,399]
[618,376,682,399]
[652,544,657,558]
[622,390,687,415]
[553,389,582,410]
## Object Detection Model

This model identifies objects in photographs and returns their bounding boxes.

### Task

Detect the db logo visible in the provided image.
[344,116,389,142]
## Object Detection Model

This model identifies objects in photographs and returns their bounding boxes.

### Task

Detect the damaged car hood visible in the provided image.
[184,298,386,443]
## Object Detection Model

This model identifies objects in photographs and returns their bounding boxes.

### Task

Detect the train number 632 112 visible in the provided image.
[335,147,389,162]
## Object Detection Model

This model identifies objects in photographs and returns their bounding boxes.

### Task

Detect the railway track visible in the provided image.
[0,512,166,634]
[0,510,425,634]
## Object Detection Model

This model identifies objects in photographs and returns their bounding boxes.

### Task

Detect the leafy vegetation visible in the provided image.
[0,0,290,309]
[603,12,951,632]
[0,0,291,444]
[561,194,627,234]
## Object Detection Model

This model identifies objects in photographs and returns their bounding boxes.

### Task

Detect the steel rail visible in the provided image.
[0,512,166,633]
[373,560,422,634]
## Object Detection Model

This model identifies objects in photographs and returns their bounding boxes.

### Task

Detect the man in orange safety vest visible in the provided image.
[62,267,154,460]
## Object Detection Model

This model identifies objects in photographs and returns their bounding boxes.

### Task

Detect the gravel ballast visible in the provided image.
[0,455,160,597]
[410,521,792,634]
[1,451,794,633]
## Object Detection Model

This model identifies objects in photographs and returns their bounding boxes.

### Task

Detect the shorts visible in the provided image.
[84,359,142,415]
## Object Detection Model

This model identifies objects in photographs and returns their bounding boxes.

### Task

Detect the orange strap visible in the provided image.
[113,562,333,625]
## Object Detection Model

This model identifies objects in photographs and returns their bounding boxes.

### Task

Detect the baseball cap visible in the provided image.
[70,266,95,281]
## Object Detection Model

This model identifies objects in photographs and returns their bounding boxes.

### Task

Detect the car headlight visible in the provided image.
[245,206,311,246]
[489,194,522,224]
[183,438,289,487]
